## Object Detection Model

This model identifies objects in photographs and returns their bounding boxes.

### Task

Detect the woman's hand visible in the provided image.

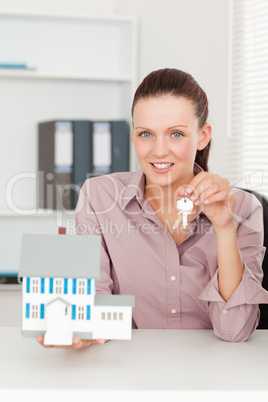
[36,336,106,349]
[179,172,237,230]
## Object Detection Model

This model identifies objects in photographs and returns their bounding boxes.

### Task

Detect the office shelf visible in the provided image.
[0,70,133,82]
[0,209,76,218]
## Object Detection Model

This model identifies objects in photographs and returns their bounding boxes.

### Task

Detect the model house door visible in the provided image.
[44,299,72,345]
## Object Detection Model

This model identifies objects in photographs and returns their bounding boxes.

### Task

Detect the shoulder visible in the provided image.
[79,172,142,213]
[232,187,264,224]
[81,171,137,196]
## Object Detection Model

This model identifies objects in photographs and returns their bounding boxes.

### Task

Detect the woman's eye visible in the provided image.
[171,132,183,138]
[140,131,151,137]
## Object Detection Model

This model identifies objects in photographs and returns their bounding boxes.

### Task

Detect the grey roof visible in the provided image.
[95,294,135,307]
[19,234,101,279]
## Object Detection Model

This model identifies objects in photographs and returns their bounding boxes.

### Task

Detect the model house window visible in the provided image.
[78,306,85,320]
[78,280,86,295]
[32,279,39,293]
[32,304,39,319]
[101,312,123,321]
[55,279,63,294]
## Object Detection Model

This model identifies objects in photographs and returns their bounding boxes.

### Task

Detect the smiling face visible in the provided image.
[131,95,211,192]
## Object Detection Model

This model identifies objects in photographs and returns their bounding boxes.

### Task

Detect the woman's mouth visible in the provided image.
[150,162,174,173]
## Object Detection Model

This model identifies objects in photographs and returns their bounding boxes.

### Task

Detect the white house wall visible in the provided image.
[22,277,96,333]
[93,306,132,340]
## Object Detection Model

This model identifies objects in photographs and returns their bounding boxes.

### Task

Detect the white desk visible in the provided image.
[0,327,267,401]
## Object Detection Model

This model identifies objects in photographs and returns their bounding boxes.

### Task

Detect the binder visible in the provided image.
[73,121,92,208]
[38,119,130,210]
[38,121,74,210]
[92,121,112,174]
[111,121,129,172]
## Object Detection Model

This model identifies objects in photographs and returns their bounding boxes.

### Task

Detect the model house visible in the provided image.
[18,233,135,345]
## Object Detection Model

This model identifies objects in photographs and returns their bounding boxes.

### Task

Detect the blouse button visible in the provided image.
[171,309,176,314]
[171,276,176,281]
[222,310,227,314]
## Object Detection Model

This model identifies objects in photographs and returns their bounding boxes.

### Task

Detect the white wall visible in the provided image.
[0,0,230,174]
[0,0,117,14]
[0,0,231,275]
[114,0,230,176]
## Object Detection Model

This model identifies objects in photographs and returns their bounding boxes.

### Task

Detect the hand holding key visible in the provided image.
[173,193,193,229]
[178,172,237,231]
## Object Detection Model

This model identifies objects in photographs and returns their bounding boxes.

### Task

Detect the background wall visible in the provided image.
[0,0,230,176]
[115,0,230,176]
[0,0,231,275]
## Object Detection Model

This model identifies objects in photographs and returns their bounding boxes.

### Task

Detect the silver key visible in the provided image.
[176,195,193,229]
[172,211,182,230]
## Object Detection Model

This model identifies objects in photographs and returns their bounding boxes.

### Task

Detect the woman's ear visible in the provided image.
[197,123,212,151]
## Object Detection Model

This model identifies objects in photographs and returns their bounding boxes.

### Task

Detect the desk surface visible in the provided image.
[0,327,268,396]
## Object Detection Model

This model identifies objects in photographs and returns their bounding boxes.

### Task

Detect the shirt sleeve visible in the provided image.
[197,193,268,342]
[75,180,114,295]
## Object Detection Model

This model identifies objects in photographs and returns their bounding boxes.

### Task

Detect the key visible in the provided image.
[172,211,182,230]
[176,195,193,229]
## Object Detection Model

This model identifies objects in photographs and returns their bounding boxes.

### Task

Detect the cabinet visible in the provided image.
[0,10,138,273]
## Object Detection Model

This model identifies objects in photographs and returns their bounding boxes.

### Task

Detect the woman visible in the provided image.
[38,68,268,349]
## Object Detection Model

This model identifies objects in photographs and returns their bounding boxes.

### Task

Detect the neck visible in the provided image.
[144,173,195,215]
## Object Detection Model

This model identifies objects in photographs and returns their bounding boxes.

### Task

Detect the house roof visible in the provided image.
[95,294,135,307]
[19,234,101,279]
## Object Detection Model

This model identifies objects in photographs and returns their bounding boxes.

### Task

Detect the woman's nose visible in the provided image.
[151,137,169,158]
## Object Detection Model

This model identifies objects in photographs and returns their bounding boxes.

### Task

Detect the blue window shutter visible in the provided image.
[72,305,76,320]
[49,278,53,293]
[26,278,30,293]
[64,278,68,294]
[40,304,45,319]
[87,280,91,295]
[73,279,77,294]
[26,303,30,318]
[86,305,91,320]
[41,278,45,294]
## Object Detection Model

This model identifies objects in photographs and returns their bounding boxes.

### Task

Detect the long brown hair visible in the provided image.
[131,68,211,171]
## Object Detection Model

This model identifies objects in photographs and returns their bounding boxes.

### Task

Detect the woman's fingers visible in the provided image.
[199,190,228,205]
[36,336,106,349]
[179,174,231,206]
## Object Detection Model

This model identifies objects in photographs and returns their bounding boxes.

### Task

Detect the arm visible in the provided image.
[75,179,114,295]
[215,222,244,302]
[198,201,266,342]
[184,173,268,342]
